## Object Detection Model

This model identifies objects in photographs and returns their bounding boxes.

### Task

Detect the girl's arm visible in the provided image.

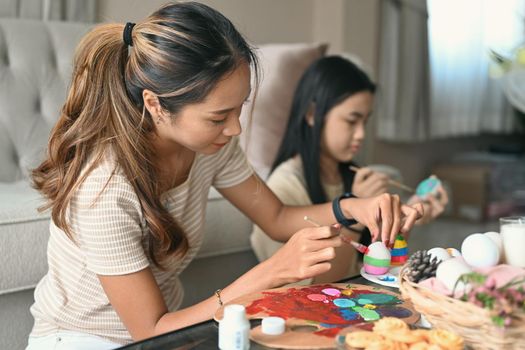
[219,174,422,244]
[98,224,342,340]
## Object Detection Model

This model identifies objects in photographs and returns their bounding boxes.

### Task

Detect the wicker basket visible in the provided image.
[399,266,525,350]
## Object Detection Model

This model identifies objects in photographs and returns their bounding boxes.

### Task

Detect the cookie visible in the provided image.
[408,342,443,350]
[410,329,431,342]
[365,338,409,350]
[428,329,464,350]
[381,329,426,344]
[345,331,384,348]
[372,317,409,333]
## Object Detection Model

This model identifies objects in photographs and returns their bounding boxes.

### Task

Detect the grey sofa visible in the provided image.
[0,19,257,350]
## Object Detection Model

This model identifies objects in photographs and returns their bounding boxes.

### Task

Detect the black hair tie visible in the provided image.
[123,22,136,47]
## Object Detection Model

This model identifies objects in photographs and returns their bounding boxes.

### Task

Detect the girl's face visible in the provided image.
[319,91,373,163]
[158,62,251,155]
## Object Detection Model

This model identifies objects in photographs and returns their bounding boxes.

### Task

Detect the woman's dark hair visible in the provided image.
[32,2,258,267]
[272,56,375,204]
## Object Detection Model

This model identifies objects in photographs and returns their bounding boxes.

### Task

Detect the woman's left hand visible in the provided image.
[408,184,449,225]
[341,193,423,245]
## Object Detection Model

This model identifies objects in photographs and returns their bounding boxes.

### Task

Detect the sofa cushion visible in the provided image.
[0,181,50,295]
[0,183,252,294]
[0,19,91,182]
[200,188,253,258]
[240,43,328,179]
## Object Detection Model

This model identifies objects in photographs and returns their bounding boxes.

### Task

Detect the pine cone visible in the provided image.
[406,250,439,283]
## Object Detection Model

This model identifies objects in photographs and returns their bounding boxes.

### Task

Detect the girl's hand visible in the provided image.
[408,184,449,225]
[352,167,389,198]
[341,194,423,245]
[267,224,343,286]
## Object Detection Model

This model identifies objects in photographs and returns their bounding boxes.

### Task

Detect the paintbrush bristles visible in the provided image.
[303,215,369,254]
[349,165,415,193]
[303,215,322,227]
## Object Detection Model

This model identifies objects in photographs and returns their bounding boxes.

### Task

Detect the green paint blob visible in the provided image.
[357,293,398,304]
[352,306,380,321]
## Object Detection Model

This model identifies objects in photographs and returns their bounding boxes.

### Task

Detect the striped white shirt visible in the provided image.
[29,137,253,344]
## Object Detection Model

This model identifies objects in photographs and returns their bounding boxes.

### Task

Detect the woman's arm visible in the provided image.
[98,225,342,340]
[219,174,422,244]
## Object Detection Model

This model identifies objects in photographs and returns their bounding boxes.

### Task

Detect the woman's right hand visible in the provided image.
[352,167,390,198]
[267,224,343,286]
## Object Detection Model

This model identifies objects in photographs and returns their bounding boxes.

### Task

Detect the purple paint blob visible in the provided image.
[322,288,341,297]
[333,298,356,308]
[377,306,413,318]
[307,293,328,302]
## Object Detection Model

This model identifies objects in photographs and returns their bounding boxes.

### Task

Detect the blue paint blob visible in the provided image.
[333,298,356,308]
[379,276,396,282]
[339,308,359,321]
[319,323,340,328]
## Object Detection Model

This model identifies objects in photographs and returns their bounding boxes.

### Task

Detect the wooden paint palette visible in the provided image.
[214,283,419,349]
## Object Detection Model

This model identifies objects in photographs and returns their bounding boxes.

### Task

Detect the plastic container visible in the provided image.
[218,304,250,350]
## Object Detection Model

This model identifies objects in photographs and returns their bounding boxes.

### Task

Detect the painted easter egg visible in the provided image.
[364,242,391,275]
[415,176,441,199]
[446,247,461,258]
[436,257,473,292]
[427,247,451,263]
[390,234,408,266]
[484,231,504,262]
[461,233,499,268]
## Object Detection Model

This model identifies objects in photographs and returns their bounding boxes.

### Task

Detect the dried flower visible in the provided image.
[456,272,525,328]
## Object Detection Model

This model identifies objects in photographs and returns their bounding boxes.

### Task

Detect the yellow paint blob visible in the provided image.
[341,289,353,296]
[364,304,376,310]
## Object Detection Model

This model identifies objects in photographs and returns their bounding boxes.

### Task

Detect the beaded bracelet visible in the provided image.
[214,289,223,306]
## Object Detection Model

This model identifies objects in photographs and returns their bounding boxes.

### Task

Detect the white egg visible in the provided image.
[367,242,391,260]
[427,247,451,263]
[461,233,500,268]
[484,231,504,262]
[446,248,461,258]
[436,257,473,292]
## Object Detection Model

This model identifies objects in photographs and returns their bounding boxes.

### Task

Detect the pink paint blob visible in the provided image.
[321,288,341,297]
[307,293,328,302]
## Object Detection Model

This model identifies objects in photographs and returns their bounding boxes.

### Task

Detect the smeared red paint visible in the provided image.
[245,284,404,338]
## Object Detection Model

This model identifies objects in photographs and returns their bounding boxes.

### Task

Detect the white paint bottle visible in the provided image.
[219,304,250,350]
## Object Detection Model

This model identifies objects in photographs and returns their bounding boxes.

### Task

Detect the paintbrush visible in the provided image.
[303,216,368,254]
[349,165,415,193]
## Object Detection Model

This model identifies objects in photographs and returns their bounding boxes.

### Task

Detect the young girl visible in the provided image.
[251,56,448,283]
[27,4,422,349]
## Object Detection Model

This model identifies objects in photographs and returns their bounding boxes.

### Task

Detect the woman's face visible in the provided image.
[319,91,373,163]
[158,62,251,155]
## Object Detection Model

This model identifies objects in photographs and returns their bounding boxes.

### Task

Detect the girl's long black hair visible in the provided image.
[272,56,376,204]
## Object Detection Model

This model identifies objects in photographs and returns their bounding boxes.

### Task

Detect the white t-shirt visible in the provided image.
[30,137,253,345]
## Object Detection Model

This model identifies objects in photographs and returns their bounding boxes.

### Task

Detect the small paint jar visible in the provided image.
[219,304,250,350]
[261,316,285,335]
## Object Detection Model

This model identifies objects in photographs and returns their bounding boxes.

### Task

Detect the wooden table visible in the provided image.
[116,275,401,350]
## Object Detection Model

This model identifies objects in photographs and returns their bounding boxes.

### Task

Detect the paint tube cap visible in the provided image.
[261,316,285,335]
[222,304,247,323]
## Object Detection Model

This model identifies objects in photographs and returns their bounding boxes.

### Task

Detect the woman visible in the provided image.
[251,56,448,283]
[27,4,421,349]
